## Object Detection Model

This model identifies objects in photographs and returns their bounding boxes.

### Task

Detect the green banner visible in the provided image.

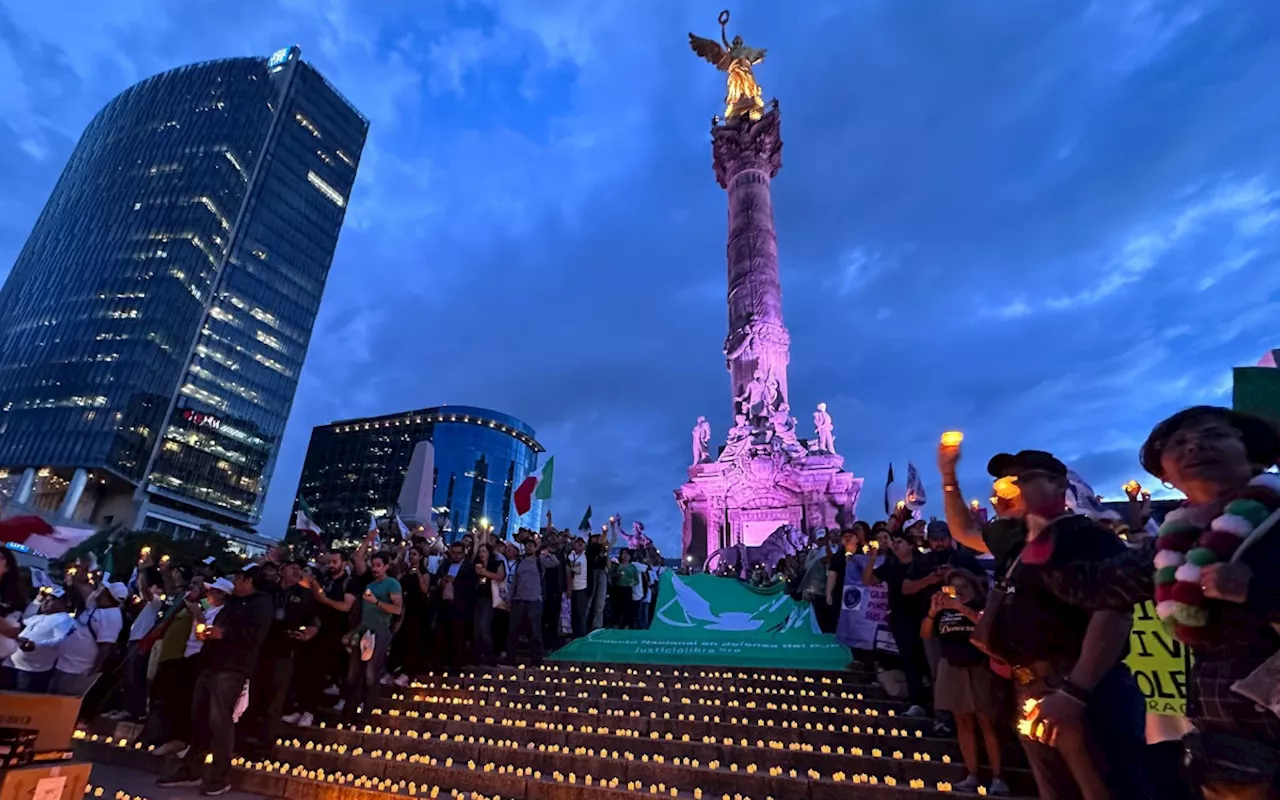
[551,571,850,669]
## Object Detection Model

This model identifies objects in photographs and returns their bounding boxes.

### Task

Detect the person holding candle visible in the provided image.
[938,441,1150,799]
[1032,406,1280,799]
[921,568,1009,796]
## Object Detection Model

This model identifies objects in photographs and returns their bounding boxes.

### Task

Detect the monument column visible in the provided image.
[712,104,790,416]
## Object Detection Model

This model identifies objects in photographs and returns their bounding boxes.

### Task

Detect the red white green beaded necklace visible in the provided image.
[1153,472,1280,645]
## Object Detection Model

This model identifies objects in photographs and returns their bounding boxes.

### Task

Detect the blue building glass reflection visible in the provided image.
[296,405,544,541]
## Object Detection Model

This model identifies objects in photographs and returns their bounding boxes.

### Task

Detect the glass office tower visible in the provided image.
[0,46,367,538]
[296,405,545,542]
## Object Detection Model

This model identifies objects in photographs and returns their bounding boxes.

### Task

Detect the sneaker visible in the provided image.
[324,685,340,696]
[281,712,301,724]
[156,773,201,788]
[988,777,1011,797]
[954,774,979,793]
[201,783,232,796]
[333,699,346,713]
[152,740,187,757]
[903,705,927,718]
[930,720,954,737]
[379,674,394,686]
[394,674,411,687]
[295,712,314,727]
[176,745,191,759]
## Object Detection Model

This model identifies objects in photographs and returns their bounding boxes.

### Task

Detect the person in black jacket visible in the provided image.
[242,561,319,755]
[433,543,476,669]
[158,566,273,796]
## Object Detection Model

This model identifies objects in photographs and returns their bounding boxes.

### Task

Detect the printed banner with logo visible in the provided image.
[835,554,898,654]
[551,571,849,669]
[1125,599,1189,717]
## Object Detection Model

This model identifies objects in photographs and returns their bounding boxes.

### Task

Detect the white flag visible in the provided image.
[904,462,927,510]
[394,515,410,539]
[1066,469,1118,520]
[368,513,382,549]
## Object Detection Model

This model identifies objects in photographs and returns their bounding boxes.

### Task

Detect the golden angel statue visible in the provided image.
[689,10,767,121]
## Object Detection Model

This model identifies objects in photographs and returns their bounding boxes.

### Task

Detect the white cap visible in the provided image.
[105,582,129,601]
[209,577,235,594]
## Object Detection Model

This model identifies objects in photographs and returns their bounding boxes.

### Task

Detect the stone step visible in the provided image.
[78,732,1029,799]
[390,674,898,710]
[449,663,874,692]
[379,690,930,735]
[358,703,950,754]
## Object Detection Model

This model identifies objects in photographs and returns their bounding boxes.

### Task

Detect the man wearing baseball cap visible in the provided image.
[159,566,272,795]
[936,440,1150,798]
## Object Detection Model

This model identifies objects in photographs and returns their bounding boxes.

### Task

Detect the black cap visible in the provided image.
[986,450,1068,479]
[926,520,952,540]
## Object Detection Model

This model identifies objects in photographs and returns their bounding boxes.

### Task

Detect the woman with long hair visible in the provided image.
[471,543,505,665]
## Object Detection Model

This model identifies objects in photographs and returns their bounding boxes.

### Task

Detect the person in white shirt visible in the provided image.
[11,590,76,692]
[50,581,126,696]
[567,537,589,638]
[631,561,650,630]
[106,576,165,721]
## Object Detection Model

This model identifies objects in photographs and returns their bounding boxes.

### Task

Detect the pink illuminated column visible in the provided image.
[712,103,790,416]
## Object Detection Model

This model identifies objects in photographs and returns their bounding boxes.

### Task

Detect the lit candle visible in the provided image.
[940,431,963,447]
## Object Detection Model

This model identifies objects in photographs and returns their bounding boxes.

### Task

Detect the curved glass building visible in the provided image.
[296,405,545,541]
[0,46,367,540]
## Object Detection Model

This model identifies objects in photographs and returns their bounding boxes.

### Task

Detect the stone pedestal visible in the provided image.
[677,449,861,564]
[676,102,862,565]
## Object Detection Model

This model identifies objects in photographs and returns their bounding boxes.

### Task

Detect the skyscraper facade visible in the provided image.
[296,405,545,542]
[0,46,367,540]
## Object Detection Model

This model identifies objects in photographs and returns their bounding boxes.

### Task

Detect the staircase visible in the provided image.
[77,662,1034,798]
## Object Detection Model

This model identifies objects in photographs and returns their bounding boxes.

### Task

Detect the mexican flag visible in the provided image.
[514,457,554,516]
[293,498,324,547]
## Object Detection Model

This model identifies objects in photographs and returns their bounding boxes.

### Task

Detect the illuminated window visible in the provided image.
[306,171,345,207]
[295,113,321,138]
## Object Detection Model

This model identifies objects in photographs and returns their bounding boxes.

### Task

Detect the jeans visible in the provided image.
[570,588,590,637]
[294,635,341,714]
[344,629,391,718]
[14,668,53,693]
[48,669,98,697]
[1017,664,1151,800]
[473,595,496,663]
[888,618,930,709]
[121,643,149,718]
[508,600,543,662]
[243,653,294,748]
[143,657,200,745]
[182,669,245,786]
[588,573,607,630]
[634,596,650,630]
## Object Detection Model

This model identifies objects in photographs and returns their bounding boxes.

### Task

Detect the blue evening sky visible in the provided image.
[1,1,1278,554]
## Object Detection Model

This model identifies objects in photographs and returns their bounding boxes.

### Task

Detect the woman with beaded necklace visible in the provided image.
[1039,405,1280,799]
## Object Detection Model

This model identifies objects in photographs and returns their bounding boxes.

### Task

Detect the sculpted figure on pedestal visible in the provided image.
[736,369,769,419]
[764,374,782,411]
[691,416,711,466]
[812,402,836,454]
[688,10,768,122]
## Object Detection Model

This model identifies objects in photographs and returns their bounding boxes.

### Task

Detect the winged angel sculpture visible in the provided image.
[689,10,767,121]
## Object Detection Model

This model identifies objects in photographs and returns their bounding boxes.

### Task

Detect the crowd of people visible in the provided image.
[0,522,664,796]
[789,404,1280,800]
[2,402,1279,799]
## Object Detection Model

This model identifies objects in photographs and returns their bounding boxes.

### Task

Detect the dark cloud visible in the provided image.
[2,0,1278,554]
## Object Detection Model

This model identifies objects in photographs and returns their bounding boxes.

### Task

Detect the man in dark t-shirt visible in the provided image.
[972,449,1149,799]
[586,532,611,631]
[868,538,930,716]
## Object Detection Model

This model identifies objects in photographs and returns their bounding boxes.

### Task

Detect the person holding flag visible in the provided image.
[514,457,554,517]
[293,498,325,549]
